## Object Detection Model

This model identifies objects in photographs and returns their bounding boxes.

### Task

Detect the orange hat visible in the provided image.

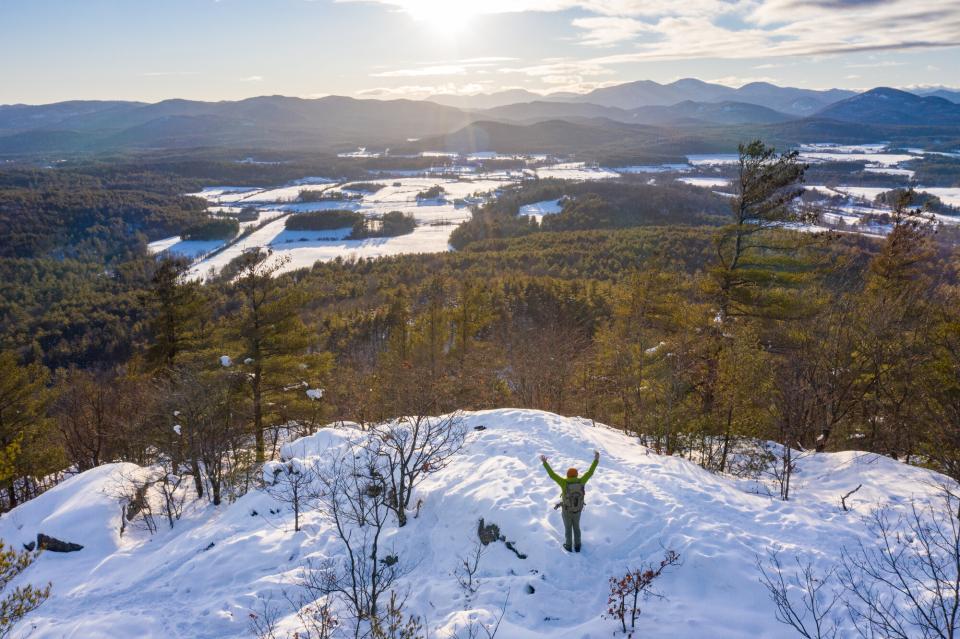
[566,468,578,478]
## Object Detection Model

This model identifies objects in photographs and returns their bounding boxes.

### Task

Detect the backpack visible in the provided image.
[563,480,585,513]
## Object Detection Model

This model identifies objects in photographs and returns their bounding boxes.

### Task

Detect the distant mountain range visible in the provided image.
[1,79,958,156]
[431,78,859,115]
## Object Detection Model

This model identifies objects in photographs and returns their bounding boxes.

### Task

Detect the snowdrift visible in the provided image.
[0,409,949,638]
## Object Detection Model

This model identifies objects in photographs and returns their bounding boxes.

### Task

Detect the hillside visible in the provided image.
[0,409,951,638]
[816,87,960,126]
[0,96,473,153]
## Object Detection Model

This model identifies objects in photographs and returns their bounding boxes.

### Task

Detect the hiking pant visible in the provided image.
[561,509,582,548]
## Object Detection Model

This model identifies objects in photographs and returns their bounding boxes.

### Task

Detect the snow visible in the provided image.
[219,355,232,367]
[305,388,323,400]
[519,199,563,223]
[677,176,731,188]
[188,186,263,203]
[686,154,740,166]
[921,187,960,208]
[1,409,953,639]
[798,143,888,153]
[147,236,225,259]
[800,151,915,167]
[535,163,620,180]
[187,177,510,279]
[616,164,691,174]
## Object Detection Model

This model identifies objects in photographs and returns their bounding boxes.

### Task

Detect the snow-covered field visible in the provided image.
[147,236,225,259]
[0,409,952,639]
[181,177,507,278]
[534,163,620,180]
[519,198,563,222]
[677,176,731,188]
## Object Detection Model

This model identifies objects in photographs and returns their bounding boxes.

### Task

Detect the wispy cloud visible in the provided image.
[240,75,264,82]
[370,57,519,78]
[371,65,469,78]
[346,0,960,59]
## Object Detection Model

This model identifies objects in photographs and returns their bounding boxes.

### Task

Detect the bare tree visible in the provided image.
[265,459,318,533]
[757,550,841,639]
[454,539,487,608]
[318,444,407,637]
[371,413,466,527]
[249,560,340,639]
[839,484,960,639]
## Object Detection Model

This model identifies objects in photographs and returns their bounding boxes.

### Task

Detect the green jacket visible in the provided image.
[543,456,599,497]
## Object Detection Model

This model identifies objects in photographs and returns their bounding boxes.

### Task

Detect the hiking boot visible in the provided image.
[563,544,572,552]
[575,545,581,553]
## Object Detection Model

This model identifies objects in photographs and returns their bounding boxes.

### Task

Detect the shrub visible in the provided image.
[605,550,680,637]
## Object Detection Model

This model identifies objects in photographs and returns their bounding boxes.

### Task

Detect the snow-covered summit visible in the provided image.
[0,409,948,638]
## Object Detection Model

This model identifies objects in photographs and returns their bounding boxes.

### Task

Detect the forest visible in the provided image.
[1,140,959,517]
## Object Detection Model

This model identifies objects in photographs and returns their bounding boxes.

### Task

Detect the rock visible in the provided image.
[477,518,501,545]
[36,533,83,553]
[23,541,35,552]
[473,425,487,431]
[525,584,535,594]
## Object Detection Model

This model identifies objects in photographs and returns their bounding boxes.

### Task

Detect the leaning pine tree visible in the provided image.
[710,139,815,324]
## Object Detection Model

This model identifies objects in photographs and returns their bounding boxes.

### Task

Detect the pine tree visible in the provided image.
[231,250,321,462]
[146,256,205,370]
[710,140,812,324]
[0,352,63,510]
[855,191,937,459]
[0,541,50,637]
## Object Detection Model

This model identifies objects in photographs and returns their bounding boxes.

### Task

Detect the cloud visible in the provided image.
[357,82,495,98]
[345,0,960,59]
[370,57,520,78]
[571,16,651,46]
[372,65,469,77]
[240,75,264,82]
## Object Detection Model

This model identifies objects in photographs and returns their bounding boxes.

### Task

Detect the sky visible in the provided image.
[1,0,959,104]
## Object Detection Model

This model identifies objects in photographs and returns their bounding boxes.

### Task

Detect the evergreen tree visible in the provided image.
[231,250,321,462]
[710,140,811,323]
[0,352,63,510]
[146,256,205,370]
[0,541,50,637]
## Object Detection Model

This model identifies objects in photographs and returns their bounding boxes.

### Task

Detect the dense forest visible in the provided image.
[2,141,959,520]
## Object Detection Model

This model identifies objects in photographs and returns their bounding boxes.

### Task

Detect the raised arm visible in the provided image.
[540,454,564,486]
[581,451,600,483]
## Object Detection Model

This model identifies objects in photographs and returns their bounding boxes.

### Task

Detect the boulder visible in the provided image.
[36,533,84,553]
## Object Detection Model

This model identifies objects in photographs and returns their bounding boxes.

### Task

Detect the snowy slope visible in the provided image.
[0,409,949,638]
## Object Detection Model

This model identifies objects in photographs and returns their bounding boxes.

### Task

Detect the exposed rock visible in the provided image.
[36,533,83,553]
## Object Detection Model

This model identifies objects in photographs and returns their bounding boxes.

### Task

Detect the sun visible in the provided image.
[403,0,480,33]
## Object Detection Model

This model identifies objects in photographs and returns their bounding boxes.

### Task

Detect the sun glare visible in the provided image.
[405,0,479,33]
